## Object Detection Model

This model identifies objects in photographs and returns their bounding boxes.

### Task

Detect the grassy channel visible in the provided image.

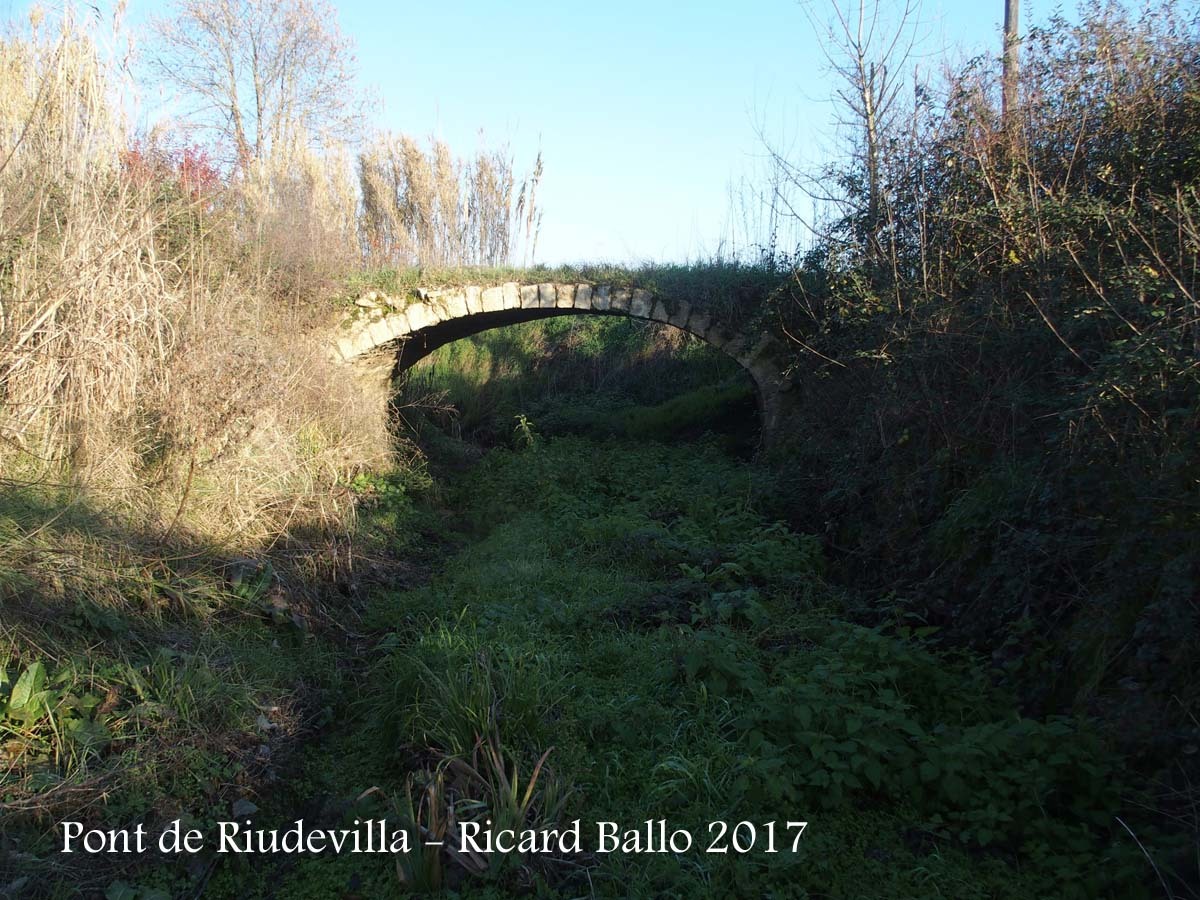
[200,432,1162,899]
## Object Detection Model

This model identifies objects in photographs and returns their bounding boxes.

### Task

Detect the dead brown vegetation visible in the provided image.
[359,134,543,269]
[0,7,389,547]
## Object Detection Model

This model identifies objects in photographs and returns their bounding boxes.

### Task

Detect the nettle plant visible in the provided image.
[680,622,1132,870]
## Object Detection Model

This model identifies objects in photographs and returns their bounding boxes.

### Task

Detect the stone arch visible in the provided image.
[332,282,792,441]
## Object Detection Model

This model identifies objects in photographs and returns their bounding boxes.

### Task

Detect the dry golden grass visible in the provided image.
[0,7,390,551]
[358,132,543,268]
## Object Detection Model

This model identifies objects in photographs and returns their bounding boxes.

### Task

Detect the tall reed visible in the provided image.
[0,7,390,546]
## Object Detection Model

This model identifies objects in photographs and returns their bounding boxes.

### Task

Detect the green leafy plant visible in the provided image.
[512,414,539,451]
[446,732,573,843]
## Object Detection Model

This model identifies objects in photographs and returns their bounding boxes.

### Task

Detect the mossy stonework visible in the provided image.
[332,281,794,443]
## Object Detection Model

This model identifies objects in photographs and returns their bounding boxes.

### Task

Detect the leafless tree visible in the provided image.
[801,0,921,267]
[147,0,365,169]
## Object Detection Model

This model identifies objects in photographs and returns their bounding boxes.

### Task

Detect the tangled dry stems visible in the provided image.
[0,10,390,554]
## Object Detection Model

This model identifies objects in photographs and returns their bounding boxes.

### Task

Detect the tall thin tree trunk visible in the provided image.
[1002,0,1020,129]
[863,59,880,253]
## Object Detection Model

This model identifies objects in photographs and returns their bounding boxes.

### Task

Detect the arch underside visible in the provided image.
[392,306,612,372]
[393,306,740,373]
[391,308,775,429]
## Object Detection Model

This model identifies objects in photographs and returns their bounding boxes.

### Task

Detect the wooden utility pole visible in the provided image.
[1002,0,1020,127]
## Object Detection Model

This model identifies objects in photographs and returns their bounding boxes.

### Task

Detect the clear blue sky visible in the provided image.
[332,0,1016,264]
[10,0,1055,263]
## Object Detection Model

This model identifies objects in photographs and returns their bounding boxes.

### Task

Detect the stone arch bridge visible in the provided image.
[332,281,793,441]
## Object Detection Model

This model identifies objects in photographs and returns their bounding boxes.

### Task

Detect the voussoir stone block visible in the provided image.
[386,312,411,338]
[687,312,711,337]
[555,284,576,308]
[704,326,729,349]
[538,283,557,308]
[723,334,748,357]
[651,299,670,322]
[503,282,521,309]
[351,327,376,354]
[422,292,448,317]
[668,300,691,329]
[744,333,774,363]
[520,284,539,308]
[368,319,393,346]
[444,292,469,318]
[464,285,483,314]
[405,303,435,331]
[336,337,356,360]
[610,288,632,312]
[593,285,612,311]
[629,288,653,318]
[574,284,593,309]
[751,360,783,391]
[481,286,504,313]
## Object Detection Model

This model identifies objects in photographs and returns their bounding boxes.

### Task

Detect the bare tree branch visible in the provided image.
[147,0,365,169]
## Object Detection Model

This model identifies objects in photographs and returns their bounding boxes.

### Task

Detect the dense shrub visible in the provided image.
[761,0,1200,771]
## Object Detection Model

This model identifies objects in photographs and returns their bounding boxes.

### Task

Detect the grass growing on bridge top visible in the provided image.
[343,260,790,328]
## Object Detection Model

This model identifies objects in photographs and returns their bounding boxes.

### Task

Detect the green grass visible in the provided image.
[398,314,755,448]
[0,476,379,898]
